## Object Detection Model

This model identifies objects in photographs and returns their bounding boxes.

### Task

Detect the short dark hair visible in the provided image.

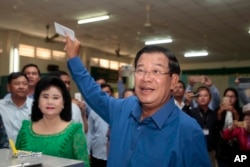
[31,76,72,122]
[134,45,181,75]
[21,64,41,76]
[122,88,135,98]
[100,83,114,95]
[196,86,211,98]
[178,80,186,90]
[49,70,69,78]
[7,72,28,84]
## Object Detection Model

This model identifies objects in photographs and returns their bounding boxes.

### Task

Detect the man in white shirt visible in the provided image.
[172,80,186,110]
[21,64,41,98]
[87,83,113,167]
[0,72,33,142]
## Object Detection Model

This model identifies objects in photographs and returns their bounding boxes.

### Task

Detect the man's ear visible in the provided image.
[170,74,180,90]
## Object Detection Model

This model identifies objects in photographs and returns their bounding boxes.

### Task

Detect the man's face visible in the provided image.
[7,76,29,99]
[102,86,113,96]
[134,52,179,109]
[60,74,71,91]
[196,89,211,107]
[172,82,185,98]
[23,66,40,88]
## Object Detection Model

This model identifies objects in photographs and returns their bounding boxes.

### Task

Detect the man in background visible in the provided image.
[172,80,186,110]
[21,64,41,98]
[0,72,32,142]
[183,86,219,167]
[87,83,113,167]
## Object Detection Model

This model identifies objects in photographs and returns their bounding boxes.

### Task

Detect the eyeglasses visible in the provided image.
[133,69,171,77]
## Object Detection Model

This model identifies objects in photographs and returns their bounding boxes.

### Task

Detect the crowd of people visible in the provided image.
[0,35,250,167]
[172,75,250,167]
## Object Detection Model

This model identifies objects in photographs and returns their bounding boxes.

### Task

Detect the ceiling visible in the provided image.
[1,0,250,65]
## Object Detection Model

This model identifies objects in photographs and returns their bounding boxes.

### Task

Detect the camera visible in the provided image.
[192,92,199,97]
[121,65,133,77]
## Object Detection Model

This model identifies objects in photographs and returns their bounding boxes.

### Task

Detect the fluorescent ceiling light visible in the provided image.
[184,51,208,57]
[78,15,110,24]
[145,38,173,45]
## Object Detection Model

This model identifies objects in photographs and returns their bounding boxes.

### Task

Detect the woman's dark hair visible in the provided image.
[31,76,72,122]
[223,87,240,109]
[134,45,181,75]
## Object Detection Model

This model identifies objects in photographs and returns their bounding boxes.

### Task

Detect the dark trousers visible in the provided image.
[217,159,230,167]
[91,155,107,167]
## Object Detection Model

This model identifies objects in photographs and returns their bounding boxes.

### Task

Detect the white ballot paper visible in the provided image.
[54,22,75,41]
[74,92,82,101]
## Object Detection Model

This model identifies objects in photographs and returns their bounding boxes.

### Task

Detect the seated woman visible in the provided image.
[222,103,250,151]
[15,76,89,167]
[0,114,9,148]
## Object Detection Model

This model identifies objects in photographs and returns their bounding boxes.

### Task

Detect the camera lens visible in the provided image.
[193,92,199,97]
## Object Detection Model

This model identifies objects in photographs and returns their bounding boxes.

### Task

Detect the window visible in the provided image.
[90,57,129,70]
[19,44,35,57]
[119,62,127,67]
[36,47,51,59]
[100,58,109,68]
[110,61,118,70]
[52,50,66,60]
[90,57,99,66]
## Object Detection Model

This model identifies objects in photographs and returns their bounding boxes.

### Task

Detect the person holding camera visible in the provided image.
[185,75,220,111]
[222,103,250,151]
[216,87,243,167]
[183,86,219,167]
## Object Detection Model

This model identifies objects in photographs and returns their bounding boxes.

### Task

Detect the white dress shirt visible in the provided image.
[0,96,33,142]
[71,102,84,124]
[87,110,109,160]
[174,99,185,110]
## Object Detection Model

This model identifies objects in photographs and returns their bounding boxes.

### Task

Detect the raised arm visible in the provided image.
[64,37,120,125]
[64,36,81,59]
